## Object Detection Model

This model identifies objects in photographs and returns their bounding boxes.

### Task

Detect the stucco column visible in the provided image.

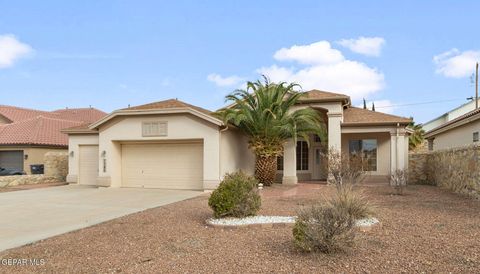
[282,139,297,185]
[327,112,342,152]
[390,132,397,173]
[396,132,406,170]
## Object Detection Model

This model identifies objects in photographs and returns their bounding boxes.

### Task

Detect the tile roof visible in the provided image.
[51,108,107,123]
[0,105,107,146]
[61,123,98,134]
[0,105,50,123]
[0,116,84,146]
[122,99,213,116]
[342,107,412,125]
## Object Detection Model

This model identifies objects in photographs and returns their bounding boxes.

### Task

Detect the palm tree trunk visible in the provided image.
[255,155,277,186]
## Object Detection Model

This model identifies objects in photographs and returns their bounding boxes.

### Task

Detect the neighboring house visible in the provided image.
[0,105,106,174]
[424,107,480,151]
[64,90,411,190]
[422,99,479,132]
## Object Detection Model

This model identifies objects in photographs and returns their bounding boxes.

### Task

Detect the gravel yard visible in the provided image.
[1,179,479,273]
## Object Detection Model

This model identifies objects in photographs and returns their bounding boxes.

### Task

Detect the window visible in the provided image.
[277,141,309,171]
[349,139,377,171]
[142,121,167,137]
[277,156,284,170]
[296,141,309,170]
[474,132,479,142]
[428,139,434,151]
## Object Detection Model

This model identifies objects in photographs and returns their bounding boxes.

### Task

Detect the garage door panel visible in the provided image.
[0,151,24,171]
[79,145,99,185]
[121,143,203,190]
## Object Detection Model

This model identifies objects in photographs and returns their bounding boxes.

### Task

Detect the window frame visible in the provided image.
[348,139,378,172]
[296,141,309,171]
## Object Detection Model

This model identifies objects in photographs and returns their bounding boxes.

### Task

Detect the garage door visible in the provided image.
[79,145,99,185]
[121,142,203,189]
[0,150,24,171]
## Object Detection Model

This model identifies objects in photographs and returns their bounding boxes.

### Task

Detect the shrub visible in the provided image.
[328,185,373,220]
[326,148,366,189]
[208,171,261,218]
[293,204,355,253]
[390,169,408,195]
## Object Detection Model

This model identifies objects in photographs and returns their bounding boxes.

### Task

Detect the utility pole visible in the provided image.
[476,62,478,109]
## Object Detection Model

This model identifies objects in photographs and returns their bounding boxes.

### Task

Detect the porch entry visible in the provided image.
[278,136,327,182]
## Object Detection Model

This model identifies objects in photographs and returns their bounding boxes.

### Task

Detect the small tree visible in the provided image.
[390,169,408,195]
[215,77,325,186]
[408,119,425,150]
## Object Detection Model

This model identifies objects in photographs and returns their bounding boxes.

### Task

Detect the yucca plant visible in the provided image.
[215,77,325,186]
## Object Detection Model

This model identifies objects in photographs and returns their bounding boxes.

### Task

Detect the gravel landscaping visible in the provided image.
[206,216,379,228]
[1,178,479,273]
[207,216,296,226]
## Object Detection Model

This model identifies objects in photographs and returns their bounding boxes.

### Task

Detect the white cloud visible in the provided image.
[0,34,32,68]
[273,41,344,65]
[433,48,480,78]
[338,37,385,57]
[356,99,395,114]
[207,73,244,87]
[257,40,385,101]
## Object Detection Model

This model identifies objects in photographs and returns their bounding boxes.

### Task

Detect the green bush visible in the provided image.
[208,171,261,218]
[293,204,355,253]
[328,185,373,220]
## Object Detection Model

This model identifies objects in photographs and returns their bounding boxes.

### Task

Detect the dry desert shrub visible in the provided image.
[328,185,373,220]
[326,148,366,189]
[390,169,408,195]
[293,204,355,253]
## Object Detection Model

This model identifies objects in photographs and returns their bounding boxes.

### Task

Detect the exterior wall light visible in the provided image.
[69,151,74,157]
[101,150,106,158]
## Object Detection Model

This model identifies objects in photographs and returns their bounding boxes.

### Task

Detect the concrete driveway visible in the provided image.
[0,185,202,251]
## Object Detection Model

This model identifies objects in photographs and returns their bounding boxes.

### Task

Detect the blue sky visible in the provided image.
[0,1,479,123]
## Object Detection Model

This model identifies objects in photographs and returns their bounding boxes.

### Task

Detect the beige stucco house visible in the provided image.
[425,107,480,151]
[64,90,411,190]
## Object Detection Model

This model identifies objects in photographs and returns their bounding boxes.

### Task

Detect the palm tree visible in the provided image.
[408,119,425,150]
[215,77,325,186]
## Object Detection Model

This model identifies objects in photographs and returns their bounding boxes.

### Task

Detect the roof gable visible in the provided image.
[121,99,213,116]
[89,99,222,129]
[299,89,350,103]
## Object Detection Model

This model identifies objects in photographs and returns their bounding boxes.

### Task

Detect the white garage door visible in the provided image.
[79,145,99,185]
[121,142,203,190]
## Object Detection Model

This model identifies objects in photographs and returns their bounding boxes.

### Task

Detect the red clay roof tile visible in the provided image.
[0,105,107,146]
